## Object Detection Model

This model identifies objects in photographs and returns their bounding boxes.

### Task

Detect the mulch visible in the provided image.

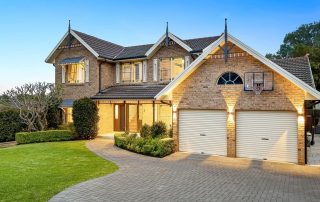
[0,141,17,148]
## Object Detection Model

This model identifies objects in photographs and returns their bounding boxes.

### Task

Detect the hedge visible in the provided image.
[16,130,74,144]
[0,109,26,142]
[114,133,174,157]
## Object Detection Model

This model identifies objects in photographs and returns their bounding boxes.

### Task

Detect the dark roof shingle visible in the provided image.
[73,30,124,59]
[272,56,315,88]
[114,44,153,60]
[185,36,220,52]
[73,29,220,60]
[92,84,167,99]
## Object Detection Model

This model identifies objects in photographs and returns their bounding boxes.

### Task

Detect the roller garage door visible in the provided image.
[236,111,298,163]
[179,110,227,156]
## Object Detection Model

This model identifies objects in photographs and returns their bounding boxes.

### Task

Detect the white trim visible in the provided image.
[85,59,90,83]
[145,32,192,57]
[155,33,320,100]
[153,59,158,81]
[45,30,99,63]
[61,65,66,84]
[142,60,147,82]
[116,63,120,83]
[306,55,316,88]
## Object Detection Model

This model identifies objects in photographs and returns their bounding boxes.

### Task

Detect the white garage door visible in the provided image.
[179,110,227,156]
[236,111,298,163]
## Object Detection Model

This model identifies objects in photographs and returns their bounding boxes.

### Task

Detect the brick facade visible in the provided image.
[54,44,114,100]
[172,45,306,164]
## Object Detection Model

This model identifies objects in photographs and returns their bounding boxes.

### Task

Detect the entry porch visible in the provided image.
[97,100,172,134]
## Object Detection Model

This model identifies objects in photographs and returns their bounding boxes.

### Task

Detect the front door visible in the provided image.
[114,104,125,131]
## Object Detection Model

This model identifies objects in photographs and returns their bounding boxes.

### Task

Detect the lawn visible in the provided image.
[0,141,118,202]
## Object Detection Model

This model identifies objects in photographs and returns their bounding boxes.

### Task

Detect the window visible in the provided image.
[121,62,142,83]
[67,63,85,83]
[217,72,243,85]
[160,57,185,82]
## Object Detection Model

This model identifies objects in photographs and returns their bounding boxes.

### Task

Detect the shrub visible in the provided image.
[0,109,26,142]
[47,106,62,129]
[72,97,99,140]
[15,130,73,144]
[140,124,152,138]
[114,133,174,157]
[151,121,167,138]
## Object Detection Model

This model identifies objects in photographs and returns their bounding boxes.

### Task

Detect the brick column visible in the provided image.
[297,114,305,165]
[227,112,236,157]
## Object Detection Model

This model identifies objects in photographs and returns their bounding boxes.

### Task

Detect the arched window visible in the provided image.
[217,72,243,85]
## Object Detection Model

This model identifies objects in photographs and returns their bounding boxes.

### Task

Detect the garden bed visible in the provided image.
[114,133,174,157]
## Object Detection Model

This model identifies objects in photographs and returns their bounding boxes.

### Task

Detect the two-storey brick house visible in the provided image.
[46,26,320,165]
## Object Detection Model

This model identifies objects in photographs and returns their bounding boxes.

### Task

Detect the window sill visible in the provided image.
[65,83,86,86]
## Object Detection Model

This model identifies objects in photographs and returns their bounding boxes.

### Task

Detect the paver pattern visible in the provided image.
[50,137,320,202]
[308,133,320,165]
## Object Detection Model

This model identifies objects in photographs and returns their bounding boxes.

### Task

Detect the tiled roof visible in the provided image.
[114,44,153,60]
[272,56,315,88]
[73,30,124,59]
[92,84,167,99]
[185,36,221,52]
[73,29,220,60]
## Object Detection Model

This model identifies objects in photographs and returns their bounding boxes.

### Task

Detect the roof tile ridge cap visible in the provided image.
[184,35,220,41]
[124,43,154,48]
[72,29,124,48]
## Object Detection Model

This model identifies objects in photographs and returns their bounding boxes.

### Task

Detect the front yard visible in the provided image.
[0,141,118,202]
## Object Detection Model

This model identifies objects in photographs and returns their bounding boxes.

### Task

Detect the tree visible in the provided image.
[0,82,62,131]
[72,97,99,140]
[266,21,320,89]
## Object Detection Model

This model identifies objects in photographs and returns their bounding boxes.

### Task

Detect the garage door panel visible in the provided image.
[236,111,297,163]
[179,110,227,156]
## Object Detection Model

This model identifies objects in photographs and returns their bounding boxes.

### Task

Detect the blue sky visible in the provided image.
[0,0,319,93]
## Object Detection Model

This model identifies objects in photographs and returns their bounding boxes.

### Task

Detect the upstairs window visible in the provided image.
[67,63,85,84]
[121,62,142,83]
[217,72,243,85]
[160,57,184,82]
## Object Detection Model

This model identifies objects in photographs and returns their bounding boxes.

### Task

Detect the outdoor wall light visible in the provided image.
[298,115,304,123]
[172,104,177,112]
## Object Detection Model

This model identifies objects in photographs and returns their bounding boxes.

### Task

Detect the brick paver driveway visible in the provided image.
[50,137,320,202]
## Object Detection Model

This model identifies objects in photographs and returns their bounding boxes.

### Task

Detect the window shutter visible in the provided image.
[116,63,120,83]
[85,59,90,82]
[185,56,190,68]
[153,59,158,81]
[143,60,147,82]
[61,65,66,84]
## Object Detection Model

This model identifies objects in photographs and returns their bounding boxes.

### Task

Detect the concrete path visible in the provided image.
[50,137,320,202]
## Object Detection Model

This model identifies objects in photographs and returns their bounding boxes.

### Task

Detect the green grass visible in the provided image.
[0,141,118,202]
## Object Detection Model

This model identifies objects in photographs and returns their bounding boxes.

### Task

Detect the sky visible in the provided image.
[0,0,319,93]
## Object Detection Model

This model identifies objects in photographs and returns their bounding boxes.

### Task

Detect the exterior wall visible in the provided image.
[172,46,306,164]
[54,45,101,100]
[101,62,115,89]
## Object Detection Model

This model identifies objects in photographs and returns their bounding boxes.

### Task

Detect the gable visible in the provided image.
[172,49,306,112]
[45,30,123,63]
[145,32,192,58]
[155,33,320,100]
